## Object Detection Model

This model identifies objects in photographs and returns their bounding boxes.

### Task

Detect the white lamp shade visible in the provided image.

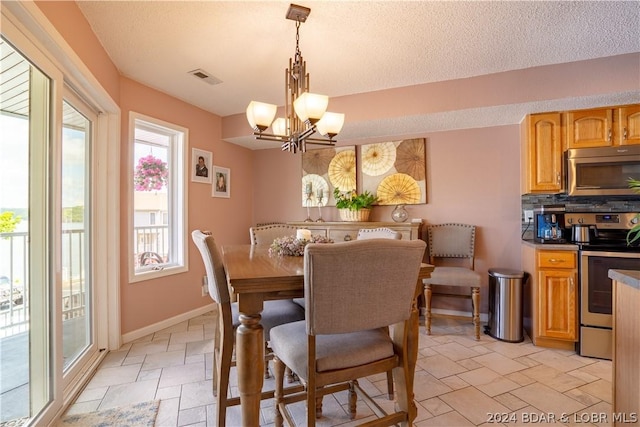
[293,92,328,124]
[246,101,277,131]
[315,112,345,137]
[272,117,289,136]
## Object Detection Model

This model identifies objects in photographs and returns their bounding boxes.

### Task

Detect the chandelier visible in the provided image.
[246,4,345,154]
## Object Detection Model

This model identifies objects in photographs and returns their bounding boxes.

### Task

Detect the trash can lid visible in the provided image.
[488,268,525,279]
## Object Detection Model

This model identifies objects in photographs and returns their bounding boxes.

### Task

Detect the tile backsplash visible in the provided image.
[520,194,640,240]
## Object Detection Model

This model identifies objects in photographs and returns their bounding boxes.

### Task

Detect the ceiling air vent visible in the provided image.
[188,69,222,86]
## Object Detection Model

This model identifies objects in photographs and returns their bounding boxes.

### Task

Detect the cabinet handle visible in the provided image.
[549,258,565,263]
[556,172,560,184]
[624,127,628,140]
[343,235,352,241]
[607,128,612,142]
[569,277,575,291]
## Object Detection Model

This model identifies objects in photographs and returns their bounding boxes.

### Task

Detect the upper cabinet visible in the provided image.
[522,112,564,194]
[566,108,613,148]
[522,104,640,195]
[566,105,640,149]
[618,104,640,145]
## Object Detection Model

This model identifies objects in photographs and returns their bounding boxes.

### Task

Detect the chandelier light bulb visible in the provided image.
[293,92,328,125]
[315,112,345,137]
[246,101,277,131]
[272,118,289,136]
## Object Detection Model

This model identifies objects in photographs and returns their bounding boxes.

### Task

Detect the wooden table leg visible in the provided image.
[392,279,421,426]
[236,301,264,427]
[424,283,432,335]
[472,286,480,341]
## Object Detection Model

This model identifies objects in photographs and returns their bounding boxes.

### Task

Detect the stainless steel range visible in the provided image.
[565,212,640,360]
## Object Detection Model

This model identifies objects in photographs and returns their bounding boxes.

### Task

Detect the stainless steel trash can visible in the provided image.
[485,268,525,343]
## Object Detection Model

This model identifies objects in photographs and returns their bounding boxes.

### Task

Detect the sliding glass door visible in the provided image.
[1,26,103,426]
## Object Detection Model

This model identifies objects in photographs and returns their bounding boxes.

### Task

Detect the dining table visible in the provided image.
[221,243,434,426]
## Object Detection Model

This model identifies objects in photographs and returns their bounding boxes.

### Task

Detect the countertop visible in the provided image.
[521,239,579,251]
[608,269,640,290]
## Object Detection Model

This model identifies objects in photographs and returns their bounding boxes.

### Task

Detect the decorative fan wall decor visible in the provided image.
[360,138,427,205]
[301,146,356,207]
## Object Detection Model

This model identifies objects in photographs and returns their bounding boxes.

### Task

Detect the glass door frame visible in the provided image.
[2,3,121,425]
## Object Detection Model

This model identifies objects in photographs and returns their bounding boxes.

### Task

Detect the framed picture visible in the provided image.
[301,146,356,207]
[212,166,230,198]
[359,138,427,205]
[191,148,212,184]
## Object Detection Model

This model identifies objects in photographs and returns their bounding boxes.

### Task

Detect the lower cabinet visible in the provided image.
[522,245,578,350]
[287,221,421,242]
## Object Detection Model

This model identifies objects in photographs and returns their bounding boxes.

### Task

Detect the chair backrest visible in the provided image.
[191,230,230,305]
[427,223,476,268]
[356,227,402,240]
[250,224,299,245]
[304,239,426,336]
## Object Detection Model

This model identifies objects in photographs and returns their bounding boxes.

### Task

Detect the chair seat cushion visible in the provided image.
[292,298,305,310]
[423,266,481,287]
[232,299,305,341]
[270,321,394,380]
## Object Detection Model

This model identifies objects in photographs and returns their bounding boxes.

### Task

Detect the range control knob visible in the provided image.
[578,217,584,224]
[567,218,574,224]
[631,216,639,225]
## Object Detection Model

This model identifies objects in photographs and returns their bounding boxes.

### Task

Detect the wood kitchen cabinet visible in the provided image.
[287,221,421,242]
[522,245,578,350]
[618,104,640,145]
[565,104,640,148]
[521,113,564,194]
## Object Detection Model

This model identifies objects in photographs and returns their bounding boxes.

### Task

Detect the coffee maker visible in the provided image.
[534,205,566,243]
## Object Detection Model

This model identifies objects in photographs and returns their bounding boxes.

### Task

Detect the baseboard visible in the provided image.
[122,303,216,344]
[427,307,488,323]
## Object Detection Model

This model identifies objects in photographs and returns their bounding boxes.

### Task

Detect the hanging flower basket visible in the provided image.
[134,155,168,192]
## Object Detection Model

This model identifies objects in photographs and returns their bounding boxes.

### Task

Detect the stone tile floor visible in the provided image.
[61,312,613,426]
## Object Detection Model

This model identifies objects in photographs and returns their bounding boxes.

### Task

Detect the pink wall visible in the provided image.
[33,1,640,328]
[118,78,254,333]
[253,126,522,313]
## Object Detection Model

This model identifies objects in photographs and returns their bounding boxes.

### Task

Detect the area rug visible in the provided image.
[58,400,159,427]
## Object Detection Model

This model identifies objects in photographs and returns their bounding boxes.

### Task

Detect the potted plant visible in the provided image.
[333,188,378,222]
[627,178,640,246]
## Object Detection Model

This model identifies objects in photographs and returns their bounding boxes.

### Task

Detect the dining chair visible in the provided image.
[356,226,401,400]
[191,230,305,427]
[249,223,299,245]
[356,227,402,240]
[422,223,482,340]
[269,239,426,427]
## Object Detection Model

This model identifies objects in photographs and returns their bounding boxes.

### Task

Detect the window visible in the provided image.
[129,113,187,280]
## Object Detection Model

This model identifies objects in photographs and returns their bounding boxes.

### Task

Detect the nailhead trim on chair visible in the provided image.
[427,223,475,258]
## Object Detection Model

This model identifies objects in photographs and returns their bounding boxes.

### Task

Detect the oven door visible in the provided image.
[580,250,640,328]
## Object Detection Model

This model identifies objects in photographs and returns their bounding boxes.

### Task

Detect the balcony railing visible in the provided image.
[0,225,169,336]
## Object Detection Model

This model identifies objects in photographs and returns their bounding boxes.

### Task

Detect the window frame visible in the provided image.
[128,112,188,282]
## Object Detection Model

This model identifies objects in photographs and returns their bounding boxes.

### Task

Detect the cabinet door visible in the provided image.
[566,108,613,148]
[618,105,640,145]
[537,269,577,341]
[526,113,563,193]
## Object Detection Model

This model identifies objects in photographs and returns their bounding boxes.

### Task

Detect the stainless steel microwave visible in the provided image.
[566,145,640,196]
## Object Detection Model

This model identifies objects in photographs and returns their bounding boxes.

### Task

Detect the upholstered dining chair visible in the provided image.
[356,227,402,240]
[249,223,299,245]
[191,230,305,427]
[356,226,401,400]
[269,239,426,427]
[422,223,482,340]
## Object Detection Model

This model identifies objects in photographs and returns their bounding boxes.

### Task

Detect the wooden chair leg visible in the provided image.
[347,381,357,420]
[386,370,394,400]
[273,357,286,427]
[285,367,296,383]
[472,286,480,341]
[424,283,432,335]
[264,342,271,378]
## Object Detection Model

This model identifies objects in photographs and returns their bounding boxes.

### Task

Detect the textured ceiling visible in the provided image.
[76,1,640,119]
